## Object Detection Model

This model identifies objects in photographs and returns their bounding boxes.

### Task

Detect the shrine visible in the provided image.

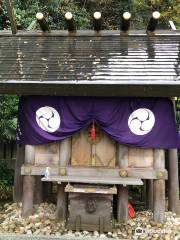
[0,2,179,232]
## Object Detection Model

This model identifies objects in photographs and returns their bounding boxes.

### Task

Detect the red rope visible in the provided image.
[91,120,96,143]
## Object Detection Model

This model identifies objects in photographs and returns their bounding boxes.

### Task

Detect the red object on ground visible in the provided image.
[128,203,135,218]
[91,120,96,143]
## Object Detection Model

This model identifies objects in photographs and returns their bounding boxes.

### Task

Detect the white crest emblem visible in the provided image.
[128,108,155,135]
[36,106,60,133]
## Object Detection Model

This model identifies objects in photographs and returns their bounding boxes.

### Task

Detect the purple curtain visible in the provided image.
[17,96,180,149]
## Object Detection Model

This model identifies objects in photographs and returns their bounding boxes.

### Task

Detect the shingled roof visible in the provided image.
[0,30,179,96]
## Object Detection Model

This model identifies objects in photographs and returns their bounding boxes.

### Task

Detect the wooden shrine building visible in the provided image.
[0,5,179,232]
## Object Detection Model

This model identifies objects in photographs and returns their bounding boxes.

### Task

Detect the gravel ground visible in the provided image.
[0,203,179,240]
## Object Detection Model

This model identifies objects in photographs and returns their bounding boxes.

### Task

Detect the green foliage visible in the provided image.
[0,162,14,200]
[0,1,10,30]
[0,95,18,142]
[132,0,180,29]
[1,0,179,30]
[9,0,91,30]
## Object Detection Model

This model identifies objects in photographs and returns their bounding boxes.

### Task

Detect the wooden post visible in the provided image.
[24,145,43,204]
[146,179,153,210]
[117,144,129,222]
[22,175,35,217]
[56,182,67,221]
[168,99,179,214]
[153,149,165,222]
[13,144,24,202]
[36,13,50,32]
[56,138,71,221]
[22,145,35,217]
[24,145,35,164]
[168,149,179,213]
[5,0,17,34]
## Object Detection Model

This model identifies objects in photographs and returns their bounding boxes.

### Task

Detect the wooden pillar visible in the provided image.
[146,179,153,210]
[56,183,67,221]
[22,145,35,217]
[24,145,43,204]
[56,138,71,221]
[168,149,179,213]
[117,144,129,222]
[168,98,179,214]
[153,149,165,222]
[13,144,24,202]
[22,175,35,217]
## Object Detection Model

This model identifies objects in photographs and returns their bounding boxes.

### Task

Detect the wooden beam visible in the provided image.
[42,175,143,185]
[21,165,167,180]
[153,149,165,222]
[5,0,17,34]
[0,29,179,37]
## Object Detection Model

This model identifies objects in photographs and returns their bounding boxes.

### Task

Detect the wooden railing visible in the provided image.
[0,141,16,169]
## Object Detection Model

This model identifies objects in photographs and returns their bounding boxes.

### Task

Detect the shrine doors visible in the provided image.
[71,125,116,167]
